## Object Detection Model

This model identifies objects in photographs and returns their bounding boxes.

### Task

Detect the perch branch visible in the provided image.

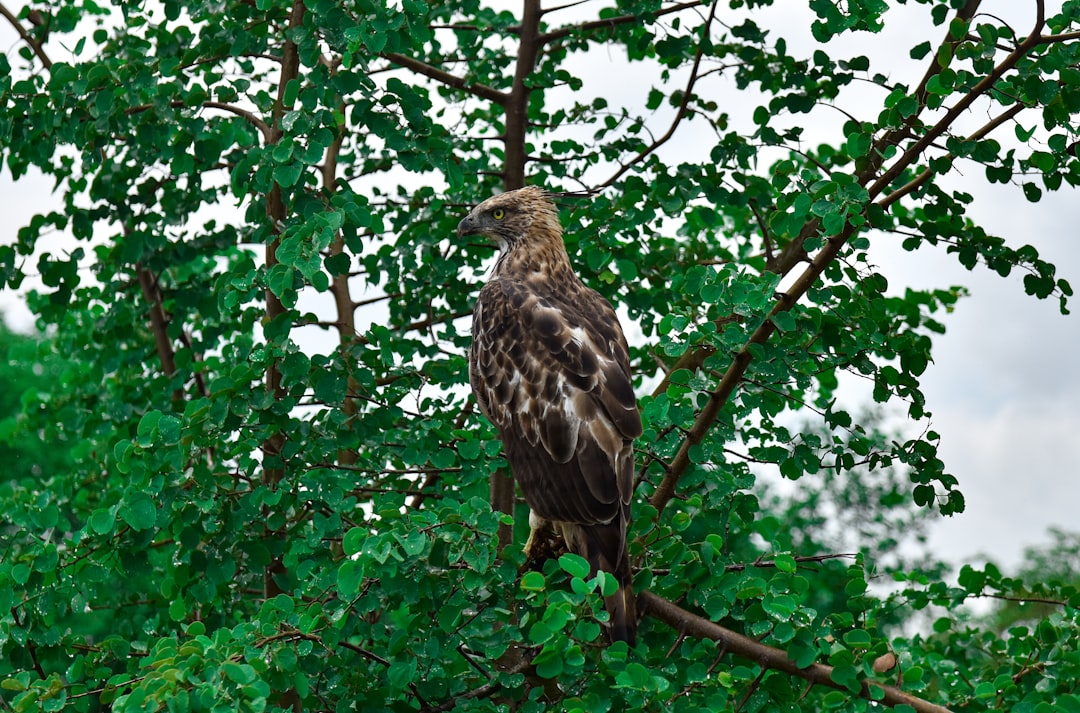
[639,590,955,713]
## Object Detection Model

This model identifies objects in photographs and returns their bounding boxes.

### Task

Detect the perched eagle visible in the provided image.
[460,186,642,646]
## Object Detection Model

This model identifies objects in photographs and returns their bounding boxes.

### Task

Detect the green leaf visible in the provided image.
[388,658,417,690]
[829,663,861,693]
[137,410,162,446]
[843,629,872,647]
[157,414,181,445]
[909,41,932,59]
[559,553,591,580]
[89,508,116,535]
[221,661,256,685]
[119,492,157,531]
[771,311,796,332]
[337,560,363,595]
[11,563,30,585]
[520,571,546,591]
[274,162,303,187]
[533,647,563,679]
[773,554,796,573]
[343,527,365,556]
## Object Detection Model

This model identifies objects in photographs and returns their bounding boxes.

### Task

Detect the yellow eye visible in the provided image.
[492,208,505,220]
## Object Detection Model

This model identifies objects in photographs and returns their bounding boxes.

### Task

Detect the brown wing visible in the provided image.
[469,277,641,525]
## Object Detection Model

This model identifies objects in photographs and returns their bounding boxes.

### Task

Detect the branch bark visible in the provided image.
[502,0,543,189]
[322,105,363,468]
[0,2,52,69]
[639,590,955,713]
[135,263,177,380]
[262,0,305,604]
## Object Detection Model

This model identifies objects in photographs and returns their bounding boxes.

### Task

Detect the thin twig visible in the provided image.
[594,0,721,191]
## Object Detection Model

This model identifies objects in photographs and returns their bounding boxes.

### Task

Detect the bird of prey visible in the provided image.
[460,186,642,646]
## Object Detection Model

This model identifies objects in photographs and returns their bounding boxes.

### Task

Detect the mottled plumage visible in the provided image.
[460,186,642,645]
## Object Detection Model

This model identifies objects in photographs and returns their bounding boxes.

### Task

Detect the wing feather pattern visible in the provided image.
[471,278,641,525]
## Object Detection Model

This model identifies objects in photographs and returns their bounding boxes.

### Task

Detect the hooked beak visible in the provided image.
[457,213,479,238]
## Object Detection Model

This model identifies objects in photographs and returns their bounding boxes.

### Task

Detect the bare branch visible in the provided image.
[594,0,721,192]
[1036,29,1080,44]
[538,1,706,45]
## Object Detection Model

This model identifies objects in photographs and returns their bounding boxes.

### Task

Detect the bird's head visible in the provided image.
[457,186,561,249]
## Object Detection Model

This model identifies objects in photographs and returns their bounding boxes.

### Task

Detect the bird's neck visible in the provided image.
[495,231,579,287]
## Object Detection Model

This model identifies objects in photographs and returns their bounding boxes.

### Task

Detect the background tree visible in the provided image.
[1,1,1078,711]
[0,319,76,482]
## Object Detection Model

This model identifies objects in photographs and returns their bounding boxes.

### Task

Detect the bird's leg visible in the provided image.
[523,510,548,558]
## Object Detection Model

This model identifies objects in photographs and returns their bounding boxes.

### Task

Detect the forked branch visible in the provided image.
[647,0,1051,516]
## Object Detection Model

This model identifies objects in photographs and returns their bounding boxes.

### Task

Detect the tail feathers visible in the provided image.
[603,576,638,647]
[562,519,638,647]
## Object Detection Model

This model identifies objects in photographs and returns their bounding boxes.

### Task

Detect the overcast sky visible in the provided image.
[2,1,1076,573]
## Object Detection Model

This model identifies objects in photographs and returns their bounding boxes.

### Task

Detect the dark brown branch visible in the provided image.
[639,590,955,713]
[1036,29,1080,44]
[648,217,857,514]
[877,102,1026,209]
[340,640,390,667]
[202,101,273,143]
[353,308,473,345]
[0,2,52,68]
[866,5,1045,202]
[975,593,1068,607]
[135,264,177,378]
[852,1,981,194]
[724,552,857,572]
[422,656,534,713]
[503,0,543,189]
[260,0,305,605]
[381,52,508,105]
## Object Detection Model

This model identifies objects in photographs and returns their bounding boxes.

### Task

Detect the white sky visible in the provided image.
[1,1,1076,573]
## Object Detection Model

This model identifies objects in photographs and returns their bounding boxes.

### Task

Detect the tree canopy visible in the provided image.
[1,0,1078,711]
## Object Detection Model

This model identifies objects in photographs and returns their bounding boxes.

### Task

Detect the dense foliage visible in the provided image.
[0,323,75,481]
[1,0,1078,710]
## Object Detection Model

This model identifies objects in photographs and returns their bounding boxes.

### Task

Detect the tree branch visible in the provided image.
[381,51,508,106]
[639,590,955,713]
[594,0,720,192]
[538,0,706,45]
[0,2,52,69]
[648,216,857,514]
[877,102,1025,209]
[866,4,1045,202]
[125,99,273,144]
[260,0,305,607]
[503,0,542,189]
[646,0,1050,517]
[134,263,177,378]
